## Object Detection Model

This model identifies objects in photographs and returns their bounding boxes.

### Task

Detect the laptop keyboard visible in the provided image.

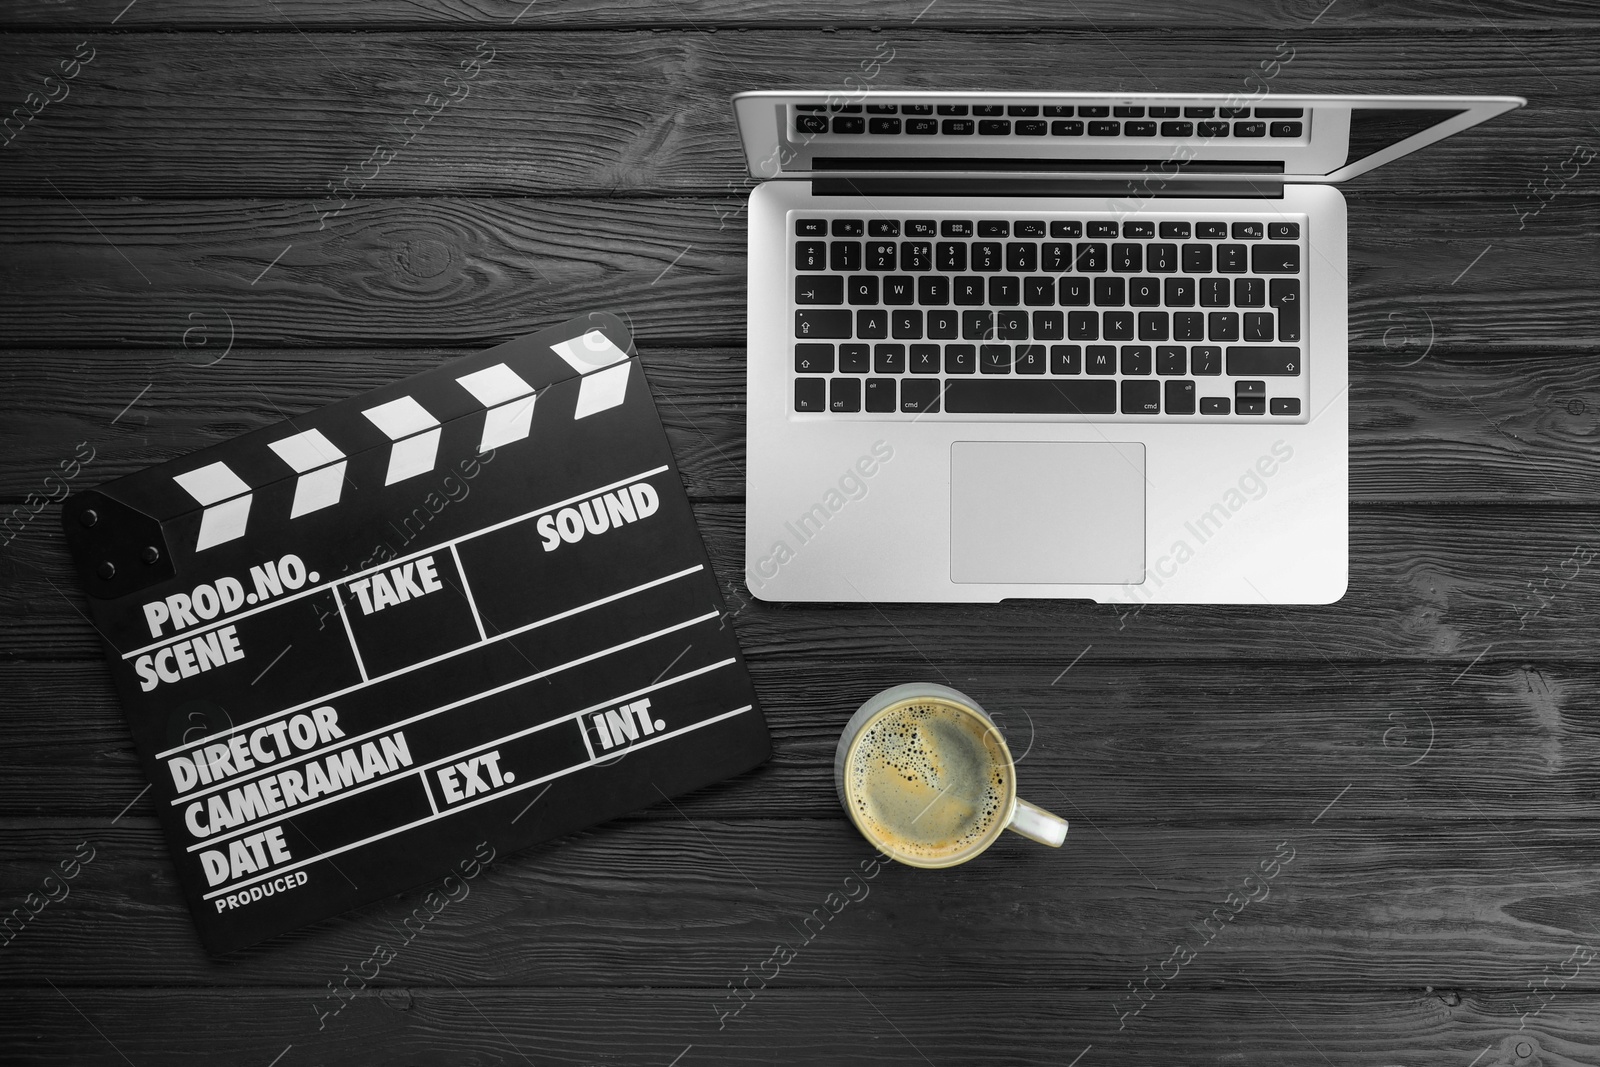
[790,213,1308,421]
[793,104,1306,141]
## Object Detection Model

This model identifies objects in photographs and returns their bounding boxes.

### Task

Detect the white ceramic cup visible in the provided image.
[834,683,1068,868]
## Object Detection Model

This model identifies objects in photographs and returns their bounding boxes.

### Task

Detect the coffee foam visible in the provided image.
[847,700,1009,861]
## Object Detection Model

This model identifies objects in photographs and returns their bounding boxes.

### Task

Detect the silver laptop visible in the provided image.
[733,91,1522,605]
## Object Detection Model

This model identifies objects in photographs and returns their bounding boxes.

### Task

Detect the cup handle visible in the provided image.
[1007,798,1069,848]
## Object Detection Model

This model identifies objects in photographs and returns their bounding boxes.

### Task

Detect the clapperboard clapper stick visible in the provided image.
[61,312,770,954]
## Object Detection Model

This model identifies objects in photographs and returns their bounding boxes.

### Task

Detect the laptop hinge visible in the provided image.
[810,177,1284,199]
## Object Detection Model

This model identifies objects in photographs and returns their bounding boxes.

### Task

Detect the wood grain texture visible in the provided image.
[3,345,1600,505]
[0,31,1580,197]
[0,196,1593,350]
[6,819,1600,989]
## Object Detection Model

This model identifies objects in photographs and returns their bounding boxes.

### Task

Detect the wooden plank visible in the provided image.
[3,657,1597,821]
[5,344,1600,505]
[1,987,1597,1066]
[4,819,1600,989]
[6,0,1598,29]
[0,196,1592,350]
[0,31,1577,197]
[5,503,1599,662]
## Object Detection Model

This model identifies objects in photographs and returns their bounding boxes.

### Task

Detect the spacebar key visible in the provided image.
[944,379,1117,414]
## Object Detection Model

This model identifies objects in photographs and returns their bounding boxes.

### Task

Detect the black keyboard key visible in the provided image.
[1112,243,1143,272]
[796,377,826,411]
[1165,379,1196,414]
[1236,380,1265,398]
[1044,105,1074,117]
[1217,244,1247,273]
[1200,396,1229,414]
[1208,312,1239,342]
[1122,380,1161,414]
[1052,120,1085,136]
[1068,311,1098,340]
[1196,222,1228,239]
[796,343,834,373]
[848,275,879,305]
[796,115,829,134]
[918,276,950,305]
[903,105,934,116]
[874,344,906,374]
[1089,120,1121,136]
[995,308,1028,338]
[954,277,985,305]
[1160,222,1191,241]
[1181,243,1212,273]
[942,220,974,237]
[1269,121,1303,137]
[1009,105,1040,116]
[907,219,937,236]
[868,219,900,237]
[1191,345,1221,375]
[1006,242,1038,272]
[829,377,859,412]
[1088,221,1119,238]
[990,277,1021,307]
[1121,345,1152,375]
[1164,277,1195,306]
[1232,221,1264,240]
[943,119,975,135]
[1094,276,1125,306]
[1124,121,1156,136]
[980,344,1012,373]
[857,310,888,338]
[1129,278,1160,306]
[1156,345,1186,375]
[795,275,843,304]
[937,242,968,272]
[944,344,976,373]
[1172,312,1204,341]
[1016,120,1048,135]
[1024,277,1055,305]
[1184,107,1215,118]
[832,219,864,236]
[1244,312,1274,342]
[1051,344,1081,374]
[865,378,896,412]
[906,118,939,134]
[1015,345,1046,374]
[1137,312,1168,341]
[945,379,1117,414]
[866,104,899,114]
[1268,222,1300,240]
[883,276,915,306]
[829,105,862,114]
[1160,121,1193,137]
[1015,221,1046,237]
[972,242,1003,271]
[1235,277,1264,307]
[979,119,1012,135]
[1060,276,1091,305]
[937,105,969,116]
[1197,121,1230,137]
[1042,242,1073,272]
[1146,243,1177,272]
[1103,311,1134,340]
[909,345,941,373]
[1077,243,1108,272]
[1114,105,1144,117]
[901,379,941,413]
[796,218,827,236]
[1201,278,1230,306]
[901,241,933,271]
[1219,107,1249,118]
[1256,107,1303,118]
[973,105,1004,117]
[1079,105,1110,117]
[962,310,995,341]
[1252,244,1301,274]
[869,117,902,134]
[833,116,865,134]
[891,309,923,338]
[1270,397,1301,416]
[796,241,827,270]
[839,343,870,373]
[1122,221,1155,238]
[1034,311,1064,339]
[1237,397,1266,415]
[1086,345,1116,374]
[831,241,862,272]
[797,309,851,338]
[1149,106,1179,118]
[1226,346,1301,375]
[1235,121,1265,137]
[927,310,959,339]
[978,220,1010,237]
[1051,221,1083,238]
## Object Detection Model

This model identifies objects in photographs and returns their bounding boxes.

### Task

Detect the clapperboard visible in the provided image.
[61,312,769,953]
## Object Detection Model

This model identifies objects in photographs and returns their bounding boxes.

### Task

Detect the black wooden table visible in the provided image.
[3,3,1598,1063]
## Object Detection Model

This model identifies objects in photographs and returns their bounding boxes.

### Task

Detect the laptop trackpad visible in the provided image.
[950,442,1145,585]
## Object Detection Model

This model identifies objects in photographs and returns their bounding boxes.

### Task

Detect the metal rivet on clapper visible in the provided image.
[141,545,161,565]
[96,561,116,580]
[79,509,99,528]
